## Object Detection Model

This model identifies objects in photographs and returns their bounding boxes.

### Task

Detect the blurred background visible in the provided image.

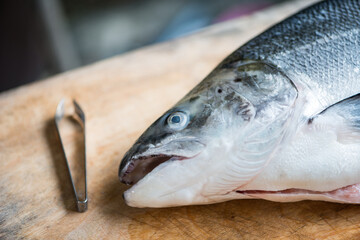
[1,0,287,92]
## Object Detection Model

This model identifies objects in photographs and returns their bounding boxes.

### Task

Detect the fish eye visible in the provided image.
[167,112,188,130]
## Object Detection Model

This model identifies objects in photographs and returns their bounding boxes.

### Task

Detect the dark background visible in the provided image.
[0,0,286,92]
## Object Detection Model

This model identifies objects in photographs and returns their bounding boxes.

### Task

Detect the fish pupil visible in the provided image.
[171,115,181,123]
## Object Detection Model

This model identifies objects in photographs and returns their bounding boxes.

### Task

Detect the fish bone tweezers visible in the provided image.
[55,99,88,212]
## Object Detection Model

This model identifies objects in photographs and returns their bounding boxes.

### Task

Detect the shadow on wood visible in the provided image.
[44,118,77,212]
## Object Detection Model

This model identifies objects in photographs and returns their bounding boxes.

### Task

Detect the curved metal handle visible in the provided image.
[55,99,88,212]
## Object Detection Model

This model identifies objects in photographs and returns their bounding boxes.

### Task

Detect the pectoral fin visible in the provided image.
[310,93,360,143]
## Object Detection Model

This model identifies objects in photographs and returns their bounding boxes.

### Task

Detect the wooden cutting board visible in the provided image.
[2,0,360,239]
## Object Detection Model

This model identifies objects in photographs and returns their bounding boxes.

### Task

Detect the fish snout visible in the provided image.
[118,150,135,185]
[119,144,145,184]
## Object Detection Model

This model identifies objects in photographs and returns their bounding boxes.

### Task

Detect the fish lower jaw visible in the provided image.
[236,183,360,203]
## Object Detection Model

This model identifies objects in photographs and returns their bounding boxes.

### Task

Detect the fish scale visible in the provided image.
[221,0,360,110]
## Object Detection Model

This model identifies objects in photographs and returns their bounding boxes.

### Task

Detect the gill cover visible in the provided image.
[201,62,299,196]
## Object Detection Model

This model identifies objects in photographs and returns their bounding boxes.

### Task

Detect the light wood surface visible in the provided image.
[3,0,360,239]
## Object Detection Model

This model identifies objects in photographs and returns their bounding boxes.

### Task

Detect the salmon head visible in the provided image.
[119,62,298,207]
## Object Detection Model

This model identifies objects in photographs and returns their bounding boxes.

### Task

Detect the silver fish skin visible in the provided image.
[119,0,360,208]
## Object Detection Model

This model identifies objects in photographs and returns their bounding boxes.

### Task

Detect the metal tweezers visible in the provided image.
[55,99,88,212]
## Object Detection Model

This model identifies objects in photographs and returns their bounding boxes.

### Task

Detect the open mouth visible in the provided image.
[119,155,186,185]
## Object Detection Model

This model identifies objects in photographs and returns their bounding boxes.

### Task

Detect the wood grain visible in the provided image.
[2,0,360,239]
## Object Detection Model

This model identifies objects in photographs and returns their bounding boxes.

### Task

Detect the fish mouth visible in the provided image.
[119,154,187,185]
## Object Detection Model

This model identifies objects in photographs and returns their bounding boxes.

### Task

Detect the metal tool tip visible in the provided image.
[77,199,88,213]
[55,98,65,120]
